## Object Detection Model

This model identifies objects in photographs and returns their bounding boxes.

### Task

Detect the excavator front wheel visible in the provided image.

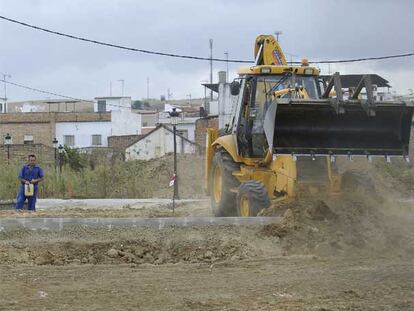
[237,180,270,217]
[210,150,240,216]
[213,165,223,204]
[239,194,251,217]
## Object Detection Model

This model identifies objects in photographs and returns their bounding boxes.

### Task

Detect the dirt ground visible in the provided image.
[1,195,414,310]
[0,200,211,218]
[1,160,414,310]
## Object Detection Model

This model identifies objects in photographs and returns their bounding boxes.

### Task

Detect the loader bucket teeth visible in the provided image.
[265,100,414,157]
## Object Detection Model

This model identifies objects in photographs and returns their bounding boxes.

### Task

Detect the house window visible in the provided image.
[0,103,3,113]
[143,122,148,127]
[97,100,106,112]
[155,146,161,156]
[23,135,34,144]
[177,129,188,139]
[64,135,75,147]
[91,134,102,146]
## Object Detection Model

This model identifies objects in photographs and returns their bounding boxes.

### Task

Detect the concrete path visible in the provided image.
[37,198,208,209]
[0,198,208,210]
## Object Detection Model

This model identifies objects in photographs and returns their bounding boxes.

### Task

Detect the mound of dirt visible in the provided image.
[261,189,414,258]
[0,225,281,266]
[108,153,206,199]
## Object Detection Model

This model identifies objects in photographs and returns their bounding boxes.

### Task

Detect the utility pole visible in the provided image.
[209,39,213,100]
[118,79,125,96]
[1,73,11,113]
[285,52,298,66]
[224,51,229,83]
[146,76,150,100]
[274,31,283,42]
[109,81,113,96]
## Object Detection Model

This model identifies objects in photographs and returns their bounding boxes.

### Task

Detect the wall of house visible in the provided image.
[125,127,196,161]
[141,113,158,127]
[0,112,111,147]
[217,83,239,129]
[94,97,132,112]
[0,113,54,146]
[158,116,198,143]
[56,121,112,148]
[162,123,196,142]
[111,109,142,136]
[208,100,219,115]
[8,101,94,113]
[195,117,219,149]
[108,134,142,151]
[0,144,55,165]
[0,122,53,146]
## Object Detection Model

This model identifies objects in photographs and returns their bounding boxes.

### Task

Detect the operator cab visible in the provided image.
[233,71,320,158]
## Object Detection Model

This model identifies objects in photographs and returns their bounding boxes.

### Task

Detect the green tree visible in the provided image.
[63,146,88,172]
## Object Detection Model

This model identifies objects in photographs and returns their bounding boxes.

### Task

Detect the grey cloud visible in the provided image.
[0,0,413,101]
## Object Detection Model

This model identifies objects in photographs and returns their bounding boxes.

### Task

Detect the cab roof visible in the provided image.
[238,65,320,76]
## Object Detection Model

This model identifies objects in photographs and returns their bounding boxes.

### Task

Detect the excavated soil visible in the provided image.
[1,160,414,310]
[260,191,414,258]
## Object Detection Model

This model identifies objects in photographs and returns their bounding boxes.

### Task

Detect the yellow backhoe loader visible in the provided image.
[205,34,414,217]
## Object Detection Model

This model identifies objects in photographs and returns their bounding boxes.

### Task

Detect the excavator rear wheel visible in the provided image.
[237,180,270,217]
[210,150,240,216]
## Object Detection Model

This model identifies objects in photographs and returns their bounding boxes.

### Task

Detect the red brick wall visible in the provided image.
[108,135,143,151]
[0,112,111,146]
[0,144,55,165]
[195,117,218,149]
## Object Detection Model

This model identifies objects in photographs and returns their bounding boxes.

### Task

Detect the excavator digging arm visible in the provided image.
[254,35,288,66]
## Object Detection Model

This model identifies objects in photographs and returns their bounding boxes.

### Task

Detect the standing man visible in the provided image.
[16,154,44,211]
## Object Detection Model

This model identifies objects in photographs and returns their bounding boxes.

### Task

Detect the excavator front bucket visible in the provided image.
[264,99,414,158]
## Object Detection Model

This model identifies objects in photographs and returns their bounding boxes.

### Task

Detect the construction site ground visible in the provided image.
[1,158,414,310]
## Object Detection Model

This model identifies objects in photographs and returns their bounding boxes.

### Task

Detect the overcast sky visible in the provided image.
[0,0,413,102]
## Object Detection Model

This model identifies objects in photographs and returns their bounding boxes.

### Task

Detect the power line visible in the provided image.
[1,79,83,101]
[311,53,414,64]
[0,15,414,64]
[1,79,133,109]
[0,15,252,64]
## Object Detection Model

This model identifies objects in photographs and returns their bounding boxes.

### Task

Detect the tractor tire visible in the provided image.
[210,150,240,216]
[341,170,375,192]
[237,180,270,217]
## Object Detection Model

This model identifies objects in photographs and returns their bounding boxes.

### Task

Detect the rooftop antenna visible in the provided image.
[209,39,213,100]
[274,31,283,42]
[146,76,150,100]
[224,51,229,83]
[0,72,11,113]
[118,79,125,96]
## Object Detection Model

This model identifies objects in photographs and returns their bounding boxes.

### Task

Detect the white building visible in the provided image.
[111,109,142,136]
[55,96,143,148]
[158,104,198,142]
[7,99,94,113]
[56,120,112,148]
[94,96,132,112]
[125,124,199,161]
[95,96,141,136]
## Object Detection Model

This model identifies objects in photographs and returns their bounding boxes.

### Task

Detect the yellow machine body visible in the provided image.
[205,34,413,216]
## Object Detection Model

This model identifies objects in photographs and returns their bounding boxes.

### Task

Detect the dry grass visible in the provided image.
[0,154,205,200]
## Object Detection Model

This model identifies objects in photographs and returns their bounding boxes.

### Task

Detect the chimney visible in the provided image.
[218,71,226,84]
